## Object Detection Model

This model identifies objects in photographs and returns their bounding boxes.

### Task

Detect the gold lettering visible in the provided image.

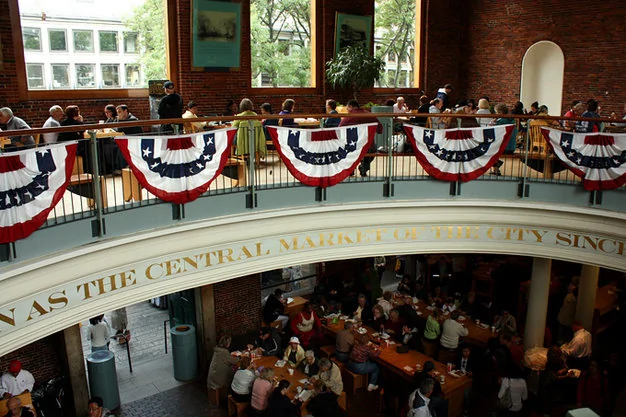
[304,236,317,249]
[76,282,94,300]
[279,238,299,252]
[48,291,68,311]
[337,233,354,245]
[182,256,198,272]
[465,226,480,239]
[256,242,270,256]
[581,236,598,250]
[356,231,370,243]
[318,233,335,247]
[238,245,254,260]
[487,227,503,240]
[432,226,442,239]
[120,270,137,288]
[618,241,624,256]
[371,228,386,241]
[146,263,164,280]
[202,252,214,267]
[530,229,549,243]
[27,301,48,321]
[0,309,16,327]
[216,249,235,264]
[598,239,615,253]
[555,232,572,247]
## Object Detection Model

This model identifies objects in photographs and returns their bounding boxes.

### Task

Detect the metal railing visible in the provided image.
[1,112,624,232]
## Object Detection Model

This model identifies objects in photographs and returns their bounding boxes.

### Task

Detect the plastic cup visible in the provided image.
[440,375,445,383]
[288,368,294,376]
[446,363,453,373]
[416,363,422,371]
[475,319,480,325]
[491,326,496,333]
[297,386,302,393]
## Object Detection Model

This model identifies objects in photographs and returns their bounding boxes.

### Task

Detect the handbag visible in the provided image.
[497,379,513,410]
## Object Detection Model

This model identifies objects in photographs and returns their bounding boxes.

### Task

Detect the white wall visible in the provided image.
[520,41,565,115]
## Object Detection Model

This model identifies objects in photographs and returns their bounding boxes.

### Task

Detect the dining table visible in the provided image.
[323,317,472,417]
[285,296,308,319]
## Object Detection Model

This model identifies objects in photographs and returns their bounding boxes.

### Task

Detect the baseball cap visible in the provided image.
[9,360,21,373]
[289,336,300,344]
[163,81,175,89]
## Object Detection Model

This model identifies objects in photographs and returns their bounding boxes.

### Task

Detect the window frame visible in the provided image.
[22,27,41,51]
[72,29,94,53]
[124,64,142,88]
[123,32,139,54]
[25,63,45,89]
[51,63,71,89]
[75,63,97,89]
[99,30,119,53]
[48,29,68,52]
[101,64,121,88]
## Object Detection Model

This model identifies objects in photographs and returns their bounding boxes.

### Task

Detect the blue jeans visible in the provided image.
[347,360,379,385]
[335,351,350,363]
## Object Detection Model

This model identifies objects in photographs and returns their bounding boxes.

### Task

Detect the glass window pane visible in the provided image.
[73,30,93,52]
[101,64,120,87]
[124,32,138,53]
[23,27,41,51]
[26,64,44,89]
[100,31,118,52]
[51,64,70,88]
[375,0,416,88]
[76,64,96,88]
[125,65,141,87]
[49,30,67,51]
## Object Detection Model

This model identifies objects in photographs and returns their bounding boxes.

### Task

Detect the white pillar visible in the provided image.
[575,265,600,331]
[524,258,552,350]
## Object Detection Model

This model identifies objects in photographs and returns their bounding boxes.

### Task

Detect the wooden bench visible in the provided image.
[70,155,107,208]
[319,345,335,359]
[339,363,368,396]
[227,394,249,417]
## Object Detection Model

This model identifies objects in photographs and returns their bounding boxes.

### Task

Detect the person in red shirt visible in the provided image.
[338,100,382,177]
[290,302,322,348]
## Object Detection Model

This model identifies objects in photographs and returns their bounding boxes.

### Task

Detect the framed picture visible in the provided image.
[191,0,241,68]
[334,12,373,55]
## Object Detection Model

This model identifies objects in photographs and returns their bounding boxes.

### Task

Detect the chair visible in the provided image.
[227,394,249,417]
[33,134,41,147]
[320,345,335,359]
[208,386,228,407]
[70,155,108,208]
[340,365,368,396]
[121,167,143,202]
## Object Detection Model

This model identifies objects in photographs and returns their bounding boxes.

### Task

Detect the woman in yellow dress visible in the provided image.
[232,98,266,162]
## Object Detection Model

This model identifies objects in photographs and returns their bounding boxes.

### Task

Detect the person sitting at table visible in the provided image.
[376,291,394,316]
[428,98,449,129]
[335,321,355,363]
[353,293,373,324]
[255,327,282,357]
[393,96,410,114]
[313,357,344,396]
[306,379,346,417]
[398,275,413,295]
[407,377,435,417]
[412,362,446,417]
[260,102,279,141]
[58,105,84,142]
[402,324,420,350]
[441,297,456,315]
[494,310,517,336]
[283,337,306,367]
[409,95,431,127]
[279,99,296,127]
[323,99,341,128]
[103,104,117,123]
[230,356,256,403]
[41,105,65,144]
[440,311,468,354]
[500,332,524,370]
[385,309,404,338]
[299,350,320,378]
[0,107,34,150]
[263,288,289,330]
[576,99,602,133]
[371,305,387,332]
[290,303,322,349]
[223,99,238,117]
[251,367,274,415]
[0,360,35,398]
[456,345,474,376]
[561,321,592,369]
[338,100,383,177]
[115,104,143,136]
[207,335,238,391]
[423,308,442,357]
[347,334,380,392]
[268,379,301,417]
[182,101,207,133]
[5,396,36,417]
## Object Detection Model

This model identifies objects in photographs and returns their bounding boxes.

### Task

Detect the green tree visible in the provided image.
[250,0,311,87]
[375,0,415,88]
[123,0,167,85]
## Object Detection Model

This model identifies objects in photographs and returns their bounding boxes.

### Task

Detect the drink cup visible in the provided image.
[491,325,496,333]
[98,120,105,124]
[297,386,303,394]
[446,363,453,373]
[440,375,445,384]
[415,363,422,371]
[475,319,480,325]
[288,368,294,376]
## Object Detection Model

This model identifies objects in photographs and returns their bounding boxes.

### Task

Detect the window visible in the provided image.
[124,32,138,54]
[99,31,118,52]
[125,64,141,87]
[51,64,70,88]
[22,27,41,51]
[76,64,96,88]
[73,30,94,52]
[250,0,313,88]
[101,64,120,87]
[49,29,67,51]
[375,0,419,88]
[26,63,44,89]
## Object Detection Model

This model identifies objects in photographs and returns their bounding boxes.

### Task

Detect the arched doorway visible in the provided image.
[520,41,565,115]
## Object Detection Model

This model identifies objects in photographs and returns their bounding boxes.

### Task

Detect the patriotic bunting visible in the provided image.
[403,124,515,182]
[267,124,378,187]
[0,143,77,243]
[116,128,236,204]
[541,128,626,190]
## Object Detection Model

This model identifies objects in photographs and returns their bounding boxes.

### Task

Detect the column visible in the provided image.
[195,285,217,374]
[62,325,89,417]
[524,258,552,350]
[575,265,600,330]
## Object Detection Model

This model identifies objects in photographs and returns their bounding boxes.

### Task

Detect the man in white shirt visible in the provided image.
[0,360,35,398]
[41,105,64,144]
[440,311,469,349]
[393,97,410,114]
[408,377,435,417]
[561,322,592,368]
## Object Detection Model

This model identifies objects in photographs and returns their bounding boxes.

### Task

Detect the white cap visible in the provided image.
[289,336,300,345]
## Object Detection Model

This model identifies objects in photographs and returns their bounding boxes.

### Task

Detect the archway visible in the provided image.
[520,41,565,115]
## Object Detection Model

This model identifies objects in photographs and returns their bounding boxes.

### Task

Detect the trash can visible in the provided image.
[371,105,394,150]
[86,350,120,411]
[170,324,198,381]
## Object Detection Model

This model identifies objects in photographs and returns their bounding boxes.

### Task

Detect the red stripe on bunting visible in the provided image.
[583,135,614,146]
[310,130,339,141]
[0,156,25,173]
[444,130,475,140]
[166,137,195,150]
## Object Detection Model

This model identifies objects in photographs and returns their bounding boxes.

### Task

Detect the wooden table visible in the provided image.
[285,296,308,319]
[324,319,472,417]
[83,130,124,139]
[253,355,312,414]
[294,118,320,128]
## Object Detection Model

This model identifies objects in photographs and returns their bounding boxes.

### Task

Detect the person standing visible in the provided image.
[41,105,65,144]
[207,335,238,390]
[158,81,183,134]
[110,308,129,343]
[88,316,111,352]
[407,378,435,417]
[0,361,35,398]
[435,84,454,110]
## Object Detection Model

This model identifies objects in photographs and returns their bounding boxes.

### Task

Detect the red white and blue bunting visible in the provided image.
[267,124,378,187]
[541,127,626,190]
[116,128,236,204]
[0,143,77,243]
[403,124,515,182]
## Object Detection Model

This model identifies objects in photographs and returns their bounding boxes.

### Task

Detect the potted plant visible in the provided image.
[325,45,385,101]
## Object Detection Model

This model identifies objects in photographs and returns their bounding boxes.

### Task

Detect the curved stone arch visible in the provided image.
[1,200,625,355]
[520,40,565,115]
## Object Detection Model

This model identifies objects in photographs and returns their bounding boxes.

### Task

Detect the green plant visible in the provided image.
[325,45,386,100]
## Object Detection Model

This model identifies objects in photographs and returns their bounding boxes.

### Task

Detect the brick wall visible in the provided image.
[458,0,626,115]
[213,274,261,337]
[0,334,63,383]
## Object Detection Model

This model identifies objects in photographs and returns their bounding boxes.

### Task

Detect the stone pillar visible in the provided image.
[575,265,600,331]
[524,258,552,350]
[195,285,217,374]
[62,325,89,417]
